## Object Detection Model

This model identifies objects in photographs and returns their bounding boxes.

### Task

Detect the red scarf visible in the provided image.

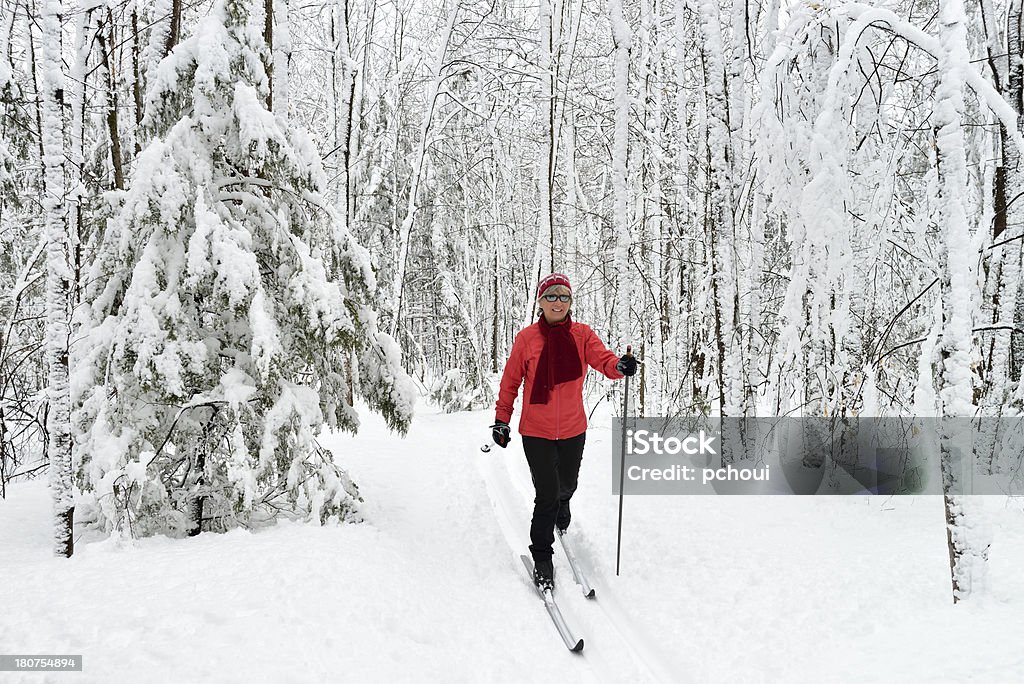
[529,314,583,404]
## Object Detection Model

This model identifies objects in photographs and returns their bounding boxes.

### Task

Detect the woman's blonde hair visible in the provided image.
[537,284,572,318]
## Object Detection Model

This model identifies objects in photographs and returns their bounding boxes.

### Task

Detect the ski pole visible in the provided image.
[615,345,632,576]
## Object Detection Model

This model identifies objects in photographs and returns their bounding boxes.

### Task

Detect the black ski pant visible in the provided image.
[523,431,586,562]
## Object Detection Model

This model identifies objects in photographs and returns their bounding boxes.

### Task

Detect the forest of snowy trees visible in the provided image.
[2,0,1024,600]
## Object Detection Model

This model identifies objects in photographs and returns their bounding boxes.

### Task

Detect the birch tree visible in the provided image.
[608,0,631,354]
[934,0,988,602]
[697,0,738,418]
[332,0,356,234]
[38,0,73,557]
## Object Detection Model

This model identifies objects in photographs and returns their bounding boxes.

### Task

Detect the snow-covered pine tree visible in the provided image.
[72,0,415,537]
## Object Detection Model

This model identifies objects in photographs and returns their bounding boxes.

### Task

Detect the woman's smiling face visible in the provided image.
[538,285,571,323]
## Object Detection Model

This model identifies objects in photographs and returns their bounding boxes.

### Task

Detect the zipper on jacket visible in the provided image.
[555,383,560,439]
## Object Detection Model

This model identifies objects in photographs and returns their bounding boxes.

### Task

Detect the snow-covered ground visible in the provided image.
[3,401,1024,683]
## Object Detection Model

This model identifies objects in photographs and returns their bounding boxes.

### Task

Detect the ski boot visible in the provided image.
[533,557,554,592]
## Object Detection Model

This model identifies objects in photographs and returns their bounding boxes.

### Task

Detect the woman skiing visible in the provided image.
[490,272,636,591]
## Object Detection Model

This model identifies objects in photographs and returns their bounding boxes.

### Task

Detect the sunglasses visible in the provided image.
[542,294,571,302]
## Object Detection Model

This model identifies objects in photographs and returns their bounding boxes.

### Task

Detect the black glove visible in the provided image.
[616,355,637,377]
[490,420,511,448]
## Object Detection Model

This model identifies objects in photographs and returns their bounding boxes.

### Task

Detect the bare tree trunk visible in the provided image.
[492,248,498,373]
[674,0,694,411]
[187,450,206,537]
[264,0,273,110]
[698,0,735,418]
[39,0,73,558]
[98,12,124,190]
[272,0,291,116]
[0,404,7,499]
[982,0,1023,403]
[1004,0,1024,385]
[165,0,182,58]
[348,0,375,185]
[608,0,631,352]
[538,0,556,272]
[523,218,544,329]
[332,0,357,408]
[67,4,92,312]
[333,0,356,232]
[27,9,44,168]
[935,0,986,602]
[130,8,143,153]
[389,1,459,338]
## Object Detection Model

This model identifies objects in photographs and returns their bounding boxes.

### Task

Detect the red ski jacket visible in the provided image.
[495,318,623,440]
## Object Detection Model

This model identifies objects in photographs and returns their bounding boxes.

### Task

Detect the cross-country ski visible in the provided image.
[557,528,596,599]
[520,554,584,652]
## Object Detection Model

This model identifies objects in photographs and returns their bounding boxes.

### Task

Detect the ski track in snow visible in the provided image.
[480,452,645,681]
[480,439,682,682]
[5,401,1024,682]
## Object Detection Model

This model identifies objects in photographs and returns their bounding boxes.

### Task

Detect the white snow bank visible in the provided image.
[3,401,1024,682]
